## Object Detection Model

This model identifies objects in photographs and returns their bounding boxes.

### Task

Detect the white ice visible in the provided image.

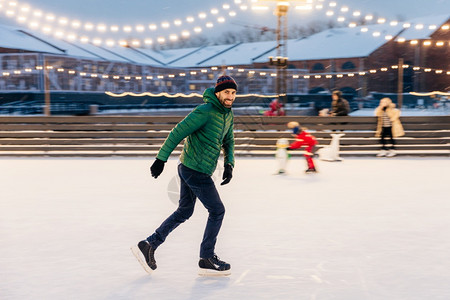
[1,156,449,300]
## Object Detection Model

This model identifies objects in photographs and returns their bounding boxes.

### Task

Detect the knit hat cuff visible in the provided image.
[215,76,237,93]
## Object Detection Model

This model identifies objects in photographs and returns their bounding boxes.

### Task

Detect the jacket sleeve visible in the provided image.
[222,116,235,167]
[289,133,305,149]
[156,106,209,161]
[289,140,303,149]
[389,108,400,121]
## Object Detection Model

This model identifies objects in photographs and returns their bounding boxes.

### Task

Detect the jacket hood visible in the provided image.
[203,88,231,114]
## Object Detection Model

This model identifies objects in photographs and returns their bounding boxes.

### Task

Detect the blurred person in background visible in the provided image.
[375,97,404,157]
[287,121,318,173]
[329,90,350,116]
[320,90,350,117]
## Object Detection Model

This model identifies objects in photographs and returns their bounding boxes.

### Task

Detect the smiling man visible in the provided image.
[133,75,237,277]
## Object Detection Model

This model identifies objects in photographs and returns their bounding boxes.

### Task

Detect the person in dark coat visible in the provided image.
[329,90,350,116]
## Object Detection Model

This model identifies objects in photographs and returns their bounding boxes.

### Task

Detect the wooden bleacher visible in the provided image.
[0,115,448,157]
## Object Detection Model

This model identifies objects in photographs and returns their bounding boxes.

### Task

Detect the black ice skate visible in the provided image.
[198,254,231,276]
[305,168,317,173]
[277,169,286,175]
[130,240,157,274]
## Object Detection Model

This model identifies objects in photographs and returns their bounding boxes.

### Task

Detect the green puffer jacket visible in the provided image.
[156,88,235,175]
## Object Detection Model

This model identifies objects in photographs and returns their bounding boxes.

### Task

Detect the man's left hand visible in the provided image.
[221,164,233,185]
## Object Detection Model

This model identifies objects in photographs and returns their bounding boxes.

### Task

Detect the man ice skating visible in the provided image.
[287,121,318,173]
[133,75,236,276]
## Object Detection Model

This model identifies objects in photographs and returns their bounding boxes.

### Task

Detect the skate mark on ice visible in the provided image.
[233,269,250,285]
[316,261,326,271]
[266,275,295,280]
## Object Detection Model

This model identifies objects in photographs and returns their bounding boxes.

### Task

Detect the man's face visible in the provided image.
[215,88,236,108]
[332,94,339,101]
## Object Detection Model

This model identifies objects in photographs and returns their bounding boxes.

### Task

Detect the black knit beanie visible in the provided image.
[214,75,237,93]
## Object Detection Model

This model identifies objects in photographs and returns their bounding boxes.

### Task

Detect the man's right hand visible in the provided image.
[150,158,166,178]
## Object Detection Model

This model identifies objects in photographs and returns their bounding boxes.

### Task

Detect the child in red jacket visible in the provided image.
[287,121,318,173]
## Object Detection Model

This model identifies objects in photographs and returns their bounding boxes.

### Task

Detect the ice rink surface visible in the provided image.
[1,156,449,300]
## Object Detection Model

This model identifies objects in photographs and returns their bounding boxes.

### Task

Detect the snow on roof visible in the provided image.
[130,48,174,66]
[160,47,208,65]
[254,24,403,62]
[56,42,131,62]
[195,40,277,67]
[0,23,119,61]
[252,14,449,63]
[37,38,125,61]
[165,43,242,68]
[98,46,166,66]
[0,24,65,54]
[395,14,450,41]
[0,23,164,64]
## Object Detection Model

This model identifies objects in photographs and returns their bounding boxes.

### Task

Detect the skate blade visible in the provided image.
[272,172,287,175]
[130,246,153,274]
[198,268,231,277]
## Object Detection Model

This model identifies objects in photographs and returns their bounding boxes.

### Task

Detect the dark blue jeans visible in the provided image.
[147,163,225,259]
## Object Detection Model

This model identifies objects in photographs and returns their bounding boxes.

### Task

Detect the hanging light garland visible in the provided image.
[1,61,449,99]
[104,91,205,98]
[0,0,240,47]
[103,91,277,98]
[1,63,449,80]
[0,0,448,47]
[247,0,449,43]
[410,91,450,96]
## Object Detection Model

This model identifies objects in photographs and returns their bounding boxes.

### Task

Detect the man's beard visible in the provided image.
[219,96,234,108]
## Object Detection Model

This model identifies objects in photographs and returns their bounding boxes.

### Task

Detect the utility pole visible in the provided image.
[258,0,309,103]
[268,1,289,104]
[397,57,404,109]
[43,56,51,116]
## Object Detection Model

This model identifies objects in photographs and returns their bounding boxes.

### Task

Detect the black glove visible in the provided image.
[286,147,293,151]
[221,164,233,185]
[150,158,166,179]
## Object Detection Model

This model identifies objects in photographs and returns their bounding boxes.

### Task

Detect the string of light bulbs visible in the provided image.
[0,0,238,34]
[245,0,449,42]
[2,64,448,81]
[104,91,277,98]
[0,0,241,47]
[106,90,450,98]
[0,0,447,47]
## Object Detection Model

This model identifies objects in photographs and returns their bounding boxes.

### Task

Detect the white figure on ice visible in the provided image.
[275,138,290,174]
[317,133,345,161]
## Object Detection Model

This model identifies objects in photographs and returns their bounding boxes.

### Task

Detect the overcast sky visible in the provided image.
[6,0,447,21]
[0,0,448,41]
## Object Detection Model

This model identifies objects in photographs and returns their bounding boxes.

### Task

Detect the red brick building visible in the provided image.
[252,15,450,96]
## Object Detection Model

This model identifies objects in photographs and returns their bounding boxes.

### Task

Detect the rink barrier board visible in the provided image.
[0,116,448,156]
[0,130,448,139]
